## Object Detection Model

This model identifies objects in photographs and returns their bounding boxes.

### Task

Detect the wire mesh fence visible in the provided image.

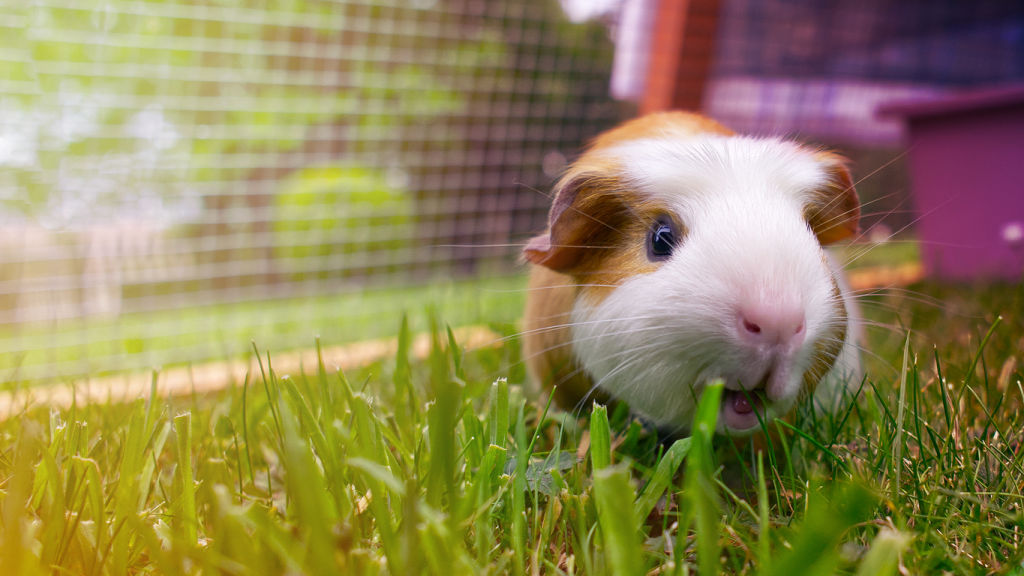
[1,0,1021,383]
[0,0,625,382]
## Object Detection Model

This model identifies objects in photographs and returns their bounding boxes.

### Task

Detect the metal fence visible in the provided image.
[1,0,1021,383]
[0,0,624,382]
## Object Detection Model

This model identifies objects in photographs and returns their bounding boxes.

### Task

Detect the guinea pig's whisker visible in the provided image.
[513,180,552,199]
[844,294,932,312]
[514,178,629,236]
[432,243,528,249]
[843,197,958,267]
[807,149,910,225]
[484,319,673,386]
[839,185,906,213]
[841,204,919,249]
[569,370,620,417]
[847,288,959,315]
[815,189,906,233]
[463,324,667,388]
[544,244,621,250]
[524,313,663,334]
[857,209,920,219]
[494,283,623,295]
[429,239,627,251]
[850,148,912,188]
[818,337,898,376]
[570,340,674,412]
[474,314,664,354]
[519,324,673,366]
[592,335,691,389]
[856,319,911,334]
[429,239,633,252]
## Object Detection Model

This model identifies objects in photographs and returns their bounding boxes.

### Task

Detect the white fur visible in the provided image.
[570,135,859,433]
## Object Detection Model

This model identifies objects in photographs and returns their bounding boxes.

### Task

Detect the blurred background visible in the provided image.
[1,0,1022,384]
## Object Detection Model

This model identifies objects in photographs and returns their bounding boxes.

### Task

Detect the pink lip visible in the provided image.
[721,389,768,431]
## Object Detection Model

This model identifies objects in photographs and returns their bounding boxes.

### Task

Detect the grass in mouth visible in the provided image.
[0,281,1022,574]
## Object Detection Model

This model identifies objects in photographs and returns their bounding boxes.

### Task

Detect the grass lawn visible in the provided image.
[0,274,527,386]
[1,276,1023,574]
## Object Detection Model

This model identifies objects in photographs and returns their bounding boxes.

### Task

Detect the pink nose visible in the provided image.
[738,301,806,348]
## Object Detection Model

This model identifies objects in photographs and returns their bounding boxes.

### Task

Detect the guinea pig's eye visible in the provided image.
[647,217,678,261]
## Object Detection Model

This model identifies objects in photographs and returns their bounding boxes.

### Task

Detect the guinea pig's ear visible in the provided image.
[806,152,860,244]
[523,171,626,272]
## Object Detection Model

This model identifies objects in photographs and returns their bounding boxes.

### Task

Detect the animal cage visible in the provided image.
[0,0,1021,383]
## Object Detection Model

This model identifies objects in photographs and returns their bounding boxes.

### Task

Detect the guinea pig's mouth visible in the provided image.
[719,370,775,432]
[720,388,769,432]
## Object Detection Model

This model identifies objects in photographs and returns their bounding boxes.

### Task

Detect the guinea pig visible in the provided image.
[522,111,861,435]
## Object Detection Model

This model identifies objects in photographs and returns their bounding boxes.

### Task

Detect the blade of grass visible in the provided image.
[894,333,911,501]
[277,400,339,573]
[489,377,510,450]
[757,451,771,573]
[928,347,951,427]
[774,419,850,475]
[446,324,465,382]
[2,422,43,576]
[960,315,1002,393]
[240,371,256,489]
[473,443,507,566]
[593,465,645,576]
[511,402,529,575]
[394,315,413,422]
[110,411,151,574]
[252,343,283,447]
[635,437,690,521]
[315,337,333,416]
[425,332,462,512]
[686,380,723,576]
[589,403,611,471]
[173,412,197,546]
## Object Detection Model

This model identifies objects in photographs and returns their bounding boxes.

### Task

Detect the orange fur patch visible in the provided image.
[525,113,717,300]
[522,266,611,409]
[574,209,685,306]
[801,275,848,395]
[524,165,683,305]
[587,111,734,151]
[805,151,860,244]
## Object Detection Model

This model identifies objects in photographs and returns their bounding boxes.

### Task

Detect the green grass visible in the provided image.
[0,274,527,386]
[1,280,1023,574]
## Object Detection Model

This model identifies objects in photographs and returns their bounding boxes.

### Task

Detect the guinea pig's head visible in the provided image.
[524,128,859,434]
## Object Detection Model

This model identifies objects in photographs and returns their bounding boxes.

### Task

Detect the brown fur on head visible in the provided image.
[524,113,736,303]
[806,151,860,244]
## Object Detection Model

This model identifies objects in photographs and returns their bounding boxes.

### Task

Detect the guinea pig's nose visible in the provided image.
[738,302,806,348]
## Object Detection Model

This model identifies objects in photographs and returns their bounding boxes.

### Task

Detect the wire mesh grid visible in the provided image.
[0,0,624,382]
[2,0,1021,384]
